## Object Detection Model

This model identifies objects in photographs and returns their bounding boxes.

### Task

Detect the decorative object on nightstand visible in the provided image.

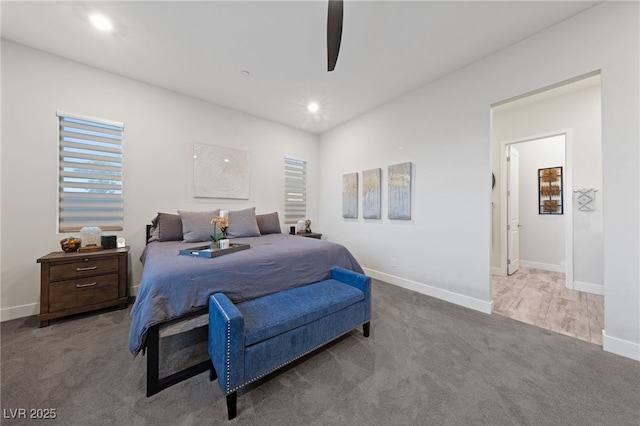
[59,237,81,252]
[79,226,103,252]
[304,219,312,233]
[101,235,117,249]
[36,247,129,327]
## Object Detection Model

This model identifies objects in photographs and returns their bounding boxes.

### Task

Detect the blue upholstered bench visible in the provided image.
[208,266,371,419]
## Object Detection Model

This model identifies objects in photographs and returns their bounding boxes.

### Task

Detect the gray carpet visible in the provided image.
[2,279,639,425]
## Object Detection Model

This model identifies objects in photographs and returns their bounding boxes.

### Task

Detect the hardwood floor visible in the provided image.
[492,268,604,346]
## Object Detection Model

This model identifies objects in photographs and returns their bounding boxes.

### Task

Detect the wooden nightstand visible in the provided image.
[36,247,129,327]
[296,231,322,239]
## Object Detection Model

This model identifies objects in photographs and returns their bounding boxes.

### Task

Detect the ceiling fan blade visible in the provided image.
[327,0,343,72]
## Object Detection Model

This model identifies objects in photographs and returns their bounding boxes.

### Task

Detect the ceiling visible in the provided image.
[1,1,599,134]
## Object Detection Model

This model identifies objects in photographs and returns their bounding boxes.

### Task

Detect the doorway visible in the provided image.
[490,73,604,344]
[493,133,605,345]
[504,135,568,277]
[494,132,572,282]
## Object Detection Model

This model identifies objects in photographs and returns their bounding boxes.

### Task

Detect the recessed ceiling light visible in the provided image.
[307,102,320,113]
[90,14,113,32]
[241,70,251,77]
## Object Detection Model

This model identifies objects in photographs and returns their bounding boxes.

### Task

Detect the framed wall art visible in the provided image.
[388,162,411,220]
[538,166,563,214]
[193,142,250,199]
[362,168,382,219]
[342,172,358,218]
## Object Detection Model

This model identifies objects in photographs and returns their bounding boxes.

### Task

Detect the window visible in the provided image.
[58,112,124,232]
[284,157,306,224]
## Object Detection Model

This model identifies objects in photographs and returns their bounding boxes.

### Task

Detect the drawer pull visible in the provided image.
[76,266,98,272]
[76,282,97,288]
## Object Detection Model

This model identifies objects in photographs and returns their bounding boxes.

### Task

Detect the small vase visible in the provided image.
[210,241,220,250]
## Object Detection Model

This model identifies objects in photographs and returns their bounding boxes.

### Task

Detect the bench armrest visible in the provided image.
[208,293,245,394]
[330,267,371,322]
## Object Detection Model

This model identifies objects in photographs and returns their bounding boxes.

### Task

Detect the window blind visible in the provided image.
[284,157,306,224]
[58,113,124,232]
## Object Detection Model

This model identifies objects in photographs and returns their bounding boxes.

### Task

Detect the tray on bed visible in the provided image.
[179,243,249,258]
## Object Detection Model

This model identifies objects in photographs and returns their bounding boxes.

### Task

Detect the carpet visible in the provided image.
[1,279,638,425]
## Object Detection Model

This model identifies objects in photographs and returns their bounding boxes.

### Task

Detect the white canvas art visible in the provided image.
[193,142,250,199]
[363,168,381,219]
[388,162,411,220]
[342,172,358,218]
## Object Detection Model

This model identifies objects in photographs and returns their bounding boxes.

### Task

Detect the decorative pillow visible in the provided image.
[148,212,183,242]
[256,212,282,235]
[178,210,220,243]
[226,207,261,238]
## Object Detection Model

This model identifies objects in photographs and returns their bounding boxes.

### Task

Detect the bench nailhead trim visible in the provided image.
[211,297,233,393]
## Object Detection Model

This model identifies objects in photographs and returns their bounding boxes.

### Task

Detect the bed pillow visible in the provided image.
[226,207,261,238]
[148,223,159,243]
[256,212,282,235]
[178,209,220,243]
[148,212,183,242]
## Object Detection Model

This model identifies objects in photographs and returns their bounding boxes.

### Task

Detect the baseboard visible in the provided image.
[573,281,604,295]
[492,266,506,276]
[602,330,640,361]
[0,302,38,322]
[363,268,492,314]
[520,260,565,273]
[1,289,140,322]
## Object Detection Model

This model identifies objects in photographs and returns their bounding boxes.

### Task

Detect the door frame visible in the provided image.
[497,129,574,288]
[507,145,521,275]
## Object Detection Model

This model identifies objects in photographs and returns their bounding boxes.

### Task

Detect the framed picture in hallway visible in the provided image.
[538,166,563,214]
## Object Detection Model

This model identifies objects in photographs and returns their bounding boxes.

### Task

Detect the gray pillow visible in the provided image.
[256,212,282,235]
[178,210,220,243]
[148,212,183,242]
[227,207,261,238]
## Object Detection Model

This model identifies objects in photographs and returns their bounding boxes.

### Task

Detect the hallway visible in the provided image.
[492,268,604,345]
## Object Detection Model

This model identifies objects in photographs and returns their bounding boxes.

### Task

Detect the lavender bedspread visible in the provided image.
[128,233,363,355]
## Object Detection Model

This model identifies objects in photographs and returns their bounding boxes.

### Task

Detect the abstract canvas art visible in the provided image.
[388,162,411,220]
[193,142,250,199]
[342,172,358,218]
[363,168,381,219]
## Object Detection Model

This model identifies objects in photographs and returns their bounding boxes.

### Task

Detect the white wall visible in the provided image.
[492,83,603,293]
[318,2,639,360]
[0,40,319,320]
[514,137,566,272]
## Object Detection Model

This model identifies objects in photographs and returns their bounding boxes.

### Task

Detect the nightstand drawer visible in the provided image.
[49,274,119,312]
[49,257,119,281]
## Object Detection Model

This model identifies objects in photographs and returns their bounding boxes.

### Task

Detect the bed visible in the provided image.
[129,233,363,355]
[128,209,363,394]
